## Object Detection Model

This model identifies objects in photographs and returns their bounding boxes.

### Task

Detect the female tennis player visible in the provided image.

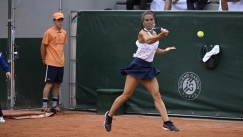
[104,10,180,132]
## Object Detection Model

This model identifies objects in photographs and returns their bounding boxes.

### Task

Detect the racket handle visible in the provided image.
[153,27,164,33]
[153,26,163,30]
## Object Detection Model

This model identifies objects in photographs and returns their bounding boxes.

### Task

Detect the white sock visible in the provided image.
[52,97,58,107]
[42,98,48,108]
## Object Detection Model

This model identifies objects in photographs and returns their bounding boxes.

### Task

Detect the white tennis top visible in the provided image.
[219,0,243,11]
[150,0,188,11]
[133,38,159,62]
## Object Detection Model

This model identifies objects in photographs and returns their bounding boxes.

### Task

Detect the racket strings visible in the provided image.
[151,11,163,30]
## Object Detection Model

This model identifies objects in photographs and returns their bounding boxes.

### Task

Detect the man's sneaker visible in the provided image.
[103,111,113,132]
[0,117,5,124]
[163,121,180,132]
[50,106,61,114]
[41,107,50,112]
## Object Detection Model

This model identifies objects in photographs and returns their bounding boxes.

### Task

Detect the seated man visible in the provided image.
[150,0,166,10]
[219,0,243,11]
[186,0,208,10]
[150,0,187,10]
[126,0,153,10]
[164,0,180,10]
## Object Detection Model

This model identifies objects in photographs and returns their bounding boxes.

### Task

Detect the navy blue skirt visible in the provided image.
[120,58,160,80]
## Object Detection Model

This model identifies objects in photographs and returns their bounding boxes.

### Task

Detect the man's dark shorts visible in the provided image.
[45,65,64,83]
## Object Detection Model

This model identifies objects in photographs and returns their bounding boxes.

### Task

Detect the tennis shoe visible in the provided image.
[104,111,113,132]
[41,107,50,112]
[163,121,180,132]
[0,117,5,124]
[50,106,61,114]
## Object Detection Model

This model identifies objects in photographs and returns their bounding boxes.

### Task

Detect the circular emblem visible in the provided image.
[178,72,201,100]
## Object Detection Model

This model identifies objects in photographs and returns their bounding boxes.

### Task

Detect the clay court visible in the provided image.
[1,111,243,137]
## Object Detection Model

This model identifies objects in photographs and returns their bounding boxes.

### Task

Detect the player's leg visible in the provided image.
[141,78,169,121]
[109,75,139,117]
[104,75,139,132]
[0,103,5,123]
[141,78,180,132]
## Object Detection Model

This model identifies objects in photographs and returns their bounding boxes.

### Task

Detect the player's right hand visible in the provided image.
[161,28,169,36]
[6,72,11,80]
[42,59,45,65]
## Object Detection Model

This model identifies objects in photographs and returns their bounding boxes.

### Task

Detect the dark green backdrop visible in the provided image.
[76,11,243,119]
[0,38,44,109]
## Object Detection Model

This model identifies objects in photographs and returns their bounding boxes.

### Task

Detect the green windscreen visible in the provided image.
[76,11,243,119]
[0,38,44,109]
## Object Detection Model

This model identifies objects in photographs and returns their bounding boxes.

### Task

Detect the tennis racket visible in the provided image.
[150,11,163,31]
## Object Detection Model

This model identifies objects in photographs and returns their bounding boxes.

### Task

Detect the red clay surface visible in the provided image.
[1,111,243,137]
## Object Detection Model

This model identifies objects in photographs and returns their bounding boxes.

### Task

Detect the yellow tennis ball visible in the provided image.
[197,31,204,37]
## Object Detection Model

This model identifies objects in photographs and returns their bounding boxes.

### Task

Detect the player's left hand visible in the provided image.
[165,46,176,51]
[6,72,11,80]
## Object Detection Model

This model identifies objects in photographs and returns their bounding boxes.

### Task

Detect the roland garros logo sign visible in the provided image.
[178,72,201,100]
